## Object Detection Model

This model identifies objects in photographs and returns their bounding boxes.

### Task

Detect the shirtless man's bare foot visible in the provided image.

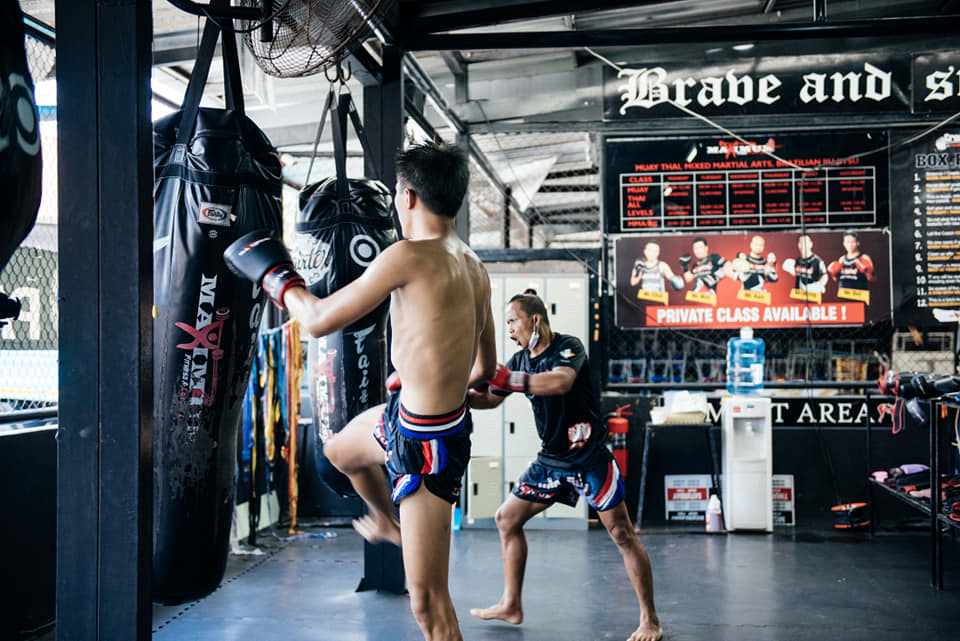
[627,618,662,641]
[468,601,523,625]
[353,514,401,547]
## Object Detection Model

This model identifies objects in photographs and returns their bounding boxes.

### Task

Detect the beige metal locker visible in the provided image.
[545,276,588,342]
[467,457,503,520]
[502,393,541,459]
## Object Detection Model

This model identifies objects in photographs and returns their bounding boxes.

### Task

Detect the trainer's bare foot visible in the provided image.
[353,514,401,547]
[469,601,523,625]
[627,619,662,641]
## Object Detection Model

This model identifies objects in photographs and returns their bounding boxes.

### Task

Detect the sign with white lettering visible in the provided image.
[890,128,960,326]
[604,131,889,233]
[912,53,960,114]
[603,55,910,120]
[615,229,890,329]
[702,396,895,429]
[665,474,711,522]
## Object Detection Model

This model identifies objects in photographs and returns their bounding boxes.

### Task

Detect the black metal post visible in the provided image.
[56,1,154,639]
[455,133,471,243]
[504,186,512,249]
[360,43,406,594]
[865,391,875,535]
[932,400,943,590]
[929,400,939,590]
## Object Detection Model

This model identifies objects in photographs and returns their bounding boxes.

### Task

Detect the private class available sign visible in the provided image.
[615,230,889,329]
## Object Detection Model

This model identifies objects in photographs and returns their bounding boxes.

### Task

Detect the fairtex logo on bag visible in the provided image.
[198,202,232,226]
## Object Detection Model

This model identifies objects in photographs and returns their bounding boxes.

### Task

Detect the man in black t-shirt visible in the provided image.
[468,290,661,641]
[827,230,875,292]
[782,233,828,294]
[680,237,728,294]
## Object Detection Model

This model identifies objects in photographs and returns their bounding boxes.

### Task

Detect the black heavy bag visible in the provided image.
[152,17,282,605]
[293,93,398,502]
[0,0,42,318]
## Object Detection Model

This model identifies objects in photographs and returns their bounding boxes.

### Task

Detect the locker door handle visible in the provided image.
[509,482,515,491]
[473,483,478,496]
[551,303,556,315]
[509,422,515,434]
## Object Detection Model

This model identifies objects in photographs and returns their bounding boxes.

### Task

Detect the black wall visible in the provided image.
[600,394,936,529]
[0,427,56,638]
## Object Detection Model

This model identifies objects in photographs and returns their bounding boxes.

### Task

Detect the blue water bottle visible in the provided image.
[726,327,765,394]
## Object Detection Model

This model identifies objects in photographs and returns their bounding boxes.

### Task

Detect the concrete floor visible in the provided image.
[146,523,960,641]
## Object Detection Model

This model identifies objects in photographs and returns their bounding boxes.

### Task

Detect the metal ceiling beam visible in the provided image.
[401,15,960,49]
[22,14,55,46]
[400,0,649,34]
[403,54,525,215]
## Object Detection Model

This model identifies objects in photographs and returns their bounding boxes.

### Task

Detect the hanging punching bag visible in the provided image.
[0,0,42,321]
[293,92,398,503]
[152,17,282,605]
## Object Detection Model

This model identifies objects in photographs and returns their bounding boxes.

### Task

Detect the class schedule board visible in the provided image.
[891,129,960,326]
[605,131,889,234]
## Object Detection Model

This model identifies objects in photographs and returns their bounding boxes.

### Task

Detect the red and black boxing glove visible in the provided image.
[854,254,875,281]
[827,260,842,280]
[386,371,402,392]
[224,230,305,310]
[488,363,529,394]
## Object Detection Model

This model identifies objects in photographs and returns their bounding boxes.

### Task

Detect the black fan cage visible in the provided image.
[241,0,394,78]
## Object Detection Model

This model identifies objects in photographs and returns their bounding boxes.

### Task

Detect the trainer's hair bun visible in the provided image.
[523,288,538,296]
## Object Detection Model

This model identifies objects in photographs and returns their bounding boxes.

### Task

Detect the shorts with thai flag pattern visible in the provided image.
[512,446,624,511]
[374,390,472,505]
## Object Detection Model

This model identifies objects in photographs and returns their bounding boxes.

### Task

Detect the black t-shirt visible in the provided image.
[795,254,827,290]
[691,254,726,292]
[502,333,606,469]
[838,253,869,290]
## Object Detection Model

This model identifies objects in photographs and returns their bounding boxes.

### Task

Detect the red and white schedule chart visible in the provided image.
[619,165,877,230]
[604,130,889,234]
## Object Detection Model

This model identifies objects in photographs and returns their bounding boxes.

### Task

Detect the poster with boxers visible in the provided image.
[614,230,889,329]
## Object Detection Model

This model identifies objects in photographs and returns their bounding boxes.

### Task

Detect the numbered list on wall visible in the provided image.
[892,131,960,326]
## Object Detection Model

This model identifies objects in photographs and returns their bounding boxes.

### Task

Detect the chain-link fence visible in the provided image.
[463,128,956,390]
[4,32,955,415]
[0,27,57,415]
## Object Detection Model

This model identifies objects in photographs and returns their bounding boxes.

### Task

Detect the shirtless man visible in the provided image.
[467,290,662,641]
[224,143,498,641]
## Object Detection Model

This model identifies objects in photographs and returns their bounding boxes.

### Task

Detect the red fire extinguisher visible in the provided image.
[607,405,632,476]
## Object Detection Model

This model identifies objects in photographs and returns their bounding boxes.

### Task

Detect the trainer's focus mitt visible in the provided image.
[488,364,529,394]
[224,230,305,310]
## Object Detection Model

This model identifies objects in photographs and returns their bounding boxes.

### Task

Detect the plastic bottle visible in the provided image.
[726,327,765,394]
[706,494,723,532]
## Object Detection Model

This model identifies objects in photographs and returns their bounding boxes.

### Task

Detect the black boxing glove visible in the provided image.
[224,230,305,310]
[678,254,692,273]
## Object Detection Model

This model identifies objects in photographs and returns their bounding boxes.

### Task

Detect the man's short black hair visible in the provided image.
[508,289,549,324]
[395,142,470,218]
[692,237,707,247]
